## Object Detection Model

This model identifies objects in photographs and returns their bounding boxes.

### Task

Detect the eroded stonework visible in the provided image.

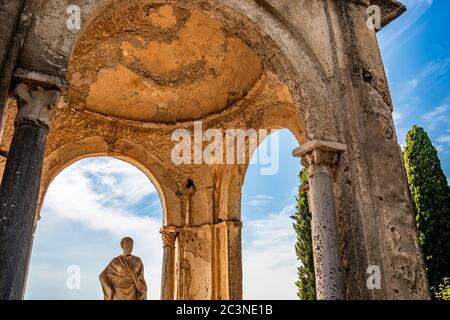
[69,4,263,122]
[0,0,429,300]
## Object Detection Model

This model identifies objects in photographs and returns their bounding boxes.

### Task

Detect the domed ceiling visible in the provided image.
[68,3,263,123]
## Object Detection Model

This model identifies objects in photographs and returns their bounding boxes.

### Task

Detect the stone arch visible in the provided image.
[9,0,342,301]
[0,0,433,301]
[0,0,432,301]
[220,125,302,223]
[215,126,301,299]
[19,0,339,140]
[37,136,180,226]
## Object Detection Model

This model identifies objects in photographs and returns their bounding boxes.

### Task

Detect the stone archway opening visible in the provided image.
[25,156,164,300]
[0,1,313,300]
[241,129,301,299]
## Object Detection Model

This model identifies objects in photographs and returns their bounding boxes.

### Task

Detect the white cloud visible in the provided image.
[422,105,448,120]
[243,205,298,300]
[422,104,449,129]
[399,79,419,99]
[398,58,450,103]
[248,194,273,207]
[437,135,450,145]
[435,144,445,153]
[392,111,403,124]
[71,157,157,204]
[27,157,163,300]
[44,159,161,236]
[389,57,450,136]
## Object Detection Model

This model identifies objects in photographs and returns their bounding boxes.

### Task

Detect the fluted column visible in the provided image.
[160,226,178,300]
[0,83,61,300]
[293,140,347,300]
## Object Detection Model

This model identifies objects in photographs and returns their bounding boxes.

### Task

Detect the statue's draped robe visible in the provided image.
[99,254,147,300]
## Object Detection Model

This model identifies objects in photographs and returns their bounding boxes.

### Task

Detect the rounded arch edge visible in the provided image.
[37,136,180,228]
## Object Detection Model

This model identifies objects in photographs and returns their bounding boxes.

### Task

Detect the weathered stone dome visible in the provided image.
[68,4,263,123]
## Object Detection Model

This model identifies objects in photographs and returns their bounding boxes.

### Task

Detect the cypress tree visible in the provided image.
[291,168,316,300]
[403,125,450,297]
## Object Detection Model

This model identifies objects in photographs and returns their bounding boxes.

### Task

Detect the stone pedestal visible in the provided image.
[293,140,347,300]
[0,83,60,300]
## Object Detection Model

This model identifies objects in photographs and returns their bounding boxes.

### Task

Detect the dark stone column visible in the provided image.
[293,140,347,300]
[0,83,60,300]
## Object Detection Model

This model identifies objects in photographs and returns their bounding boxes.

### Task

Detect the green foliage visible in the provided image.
[291,168,316,300]
[403,125,450,295]
[435,278,450,300]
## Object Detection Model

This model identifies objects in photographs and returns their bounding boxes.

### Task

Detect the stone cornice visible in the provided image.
[293,140,347,177]
[292,140,347,158]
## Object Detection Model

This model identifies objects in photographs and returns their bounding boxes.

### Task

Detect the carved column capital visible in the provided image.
[293,140,347,177]
[14,83,62,130]
[160,226,179,248]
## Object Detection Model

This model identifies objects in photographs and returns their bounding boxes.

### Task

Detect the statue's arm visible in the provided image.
[99,264,115,300]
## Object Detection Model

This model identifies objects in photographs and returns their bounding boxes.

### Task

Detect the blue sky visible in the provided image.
[25,0,449,300]
[25,132,301,300]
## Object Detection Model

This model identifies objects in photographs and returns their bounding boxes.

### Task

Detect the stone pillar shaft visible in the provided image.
[171,220,242,300]
[308,167,345,299]
[160,226,178,300]
[0,83,60,300]
[294,140,347,300]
